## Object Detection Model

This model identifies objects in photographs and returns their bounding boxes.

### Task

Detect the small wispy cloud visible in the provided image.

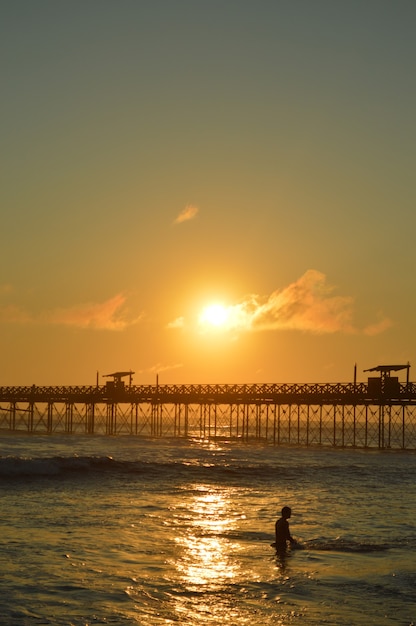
[363,316,394,336]
[174,204,199,224]
[142,363,183,375]
[166,316,185,329]
[0,304,31,324]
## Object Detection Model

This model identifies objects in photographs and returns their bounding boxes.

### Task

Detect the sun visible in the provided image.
[199,303,229,328]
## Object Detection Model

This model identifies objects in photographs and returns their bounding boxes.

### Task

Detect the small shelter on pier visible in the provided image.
[103,370,135,393]
[364,364,410,397]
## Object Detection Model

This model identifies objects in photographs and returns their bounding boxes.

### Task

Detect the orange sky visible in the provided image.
[1,1,415,386]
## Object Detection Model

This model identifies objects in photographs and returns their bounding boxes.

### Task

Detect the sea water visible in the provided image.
[0,433,415,626]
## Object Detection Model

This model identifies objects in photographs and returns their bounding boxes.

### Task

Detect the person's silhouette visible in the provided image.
[274,506,296,556]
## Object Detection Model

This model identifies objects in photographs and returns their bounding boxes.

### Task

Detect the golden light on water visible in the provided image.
[177,534,235,585]
[174,487,241,589]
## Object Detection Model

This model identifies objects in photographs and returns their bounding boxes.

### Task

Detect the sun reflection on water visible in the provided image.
[173,486,242,589]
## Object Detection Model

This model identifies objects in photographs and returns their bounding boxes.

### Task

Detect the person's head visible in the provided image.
[281,506,291,519]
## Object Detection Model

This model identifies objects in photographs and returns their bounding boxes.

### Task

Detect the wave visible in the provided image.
[295,537,391,553]
[0,455,117,478]
[0,454,280,481]
[1,445,414,489]
[1,447,321,482]
[221,534,393,553]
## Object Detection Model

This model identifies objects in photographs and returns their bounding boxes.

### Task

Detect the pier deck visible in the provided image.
[1,380,416,449]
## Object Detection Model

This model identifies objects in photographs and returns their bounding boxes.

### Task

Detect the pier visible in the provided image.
[1,365,416,449]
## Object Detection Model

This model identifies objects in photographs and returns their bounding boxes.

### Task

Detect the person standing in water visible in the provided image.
[275,506,296,555]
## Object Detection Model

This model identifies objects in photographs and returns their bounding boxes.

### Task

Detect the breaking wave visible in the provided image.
[0,454,117,478]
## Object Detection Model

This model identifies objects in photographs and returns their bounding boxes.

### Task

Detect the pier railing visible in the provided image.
[1,382,416,449]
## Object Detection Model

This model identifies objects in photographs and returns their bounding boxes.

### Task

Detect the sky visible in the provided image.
[1,0,415,386]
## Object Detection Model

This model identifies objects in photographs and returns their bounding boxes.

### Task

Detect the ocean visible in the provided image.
[0,433,415,626]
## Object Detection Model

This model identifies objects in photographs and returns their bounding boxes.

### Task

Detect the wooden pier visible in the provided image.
[1,365,416,449]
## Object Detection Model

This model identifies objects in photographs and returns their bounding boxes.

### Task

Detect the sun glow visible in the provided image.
[199,303,229,328]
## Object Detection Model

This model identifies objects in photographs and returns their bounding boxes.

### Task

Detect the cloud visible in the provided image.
[0,304,32,324]
[203,270,358,334]
[0,293,144,331]
[142,363,183,375]
[174,204,199,224]
[249,270,356,333]
[43,294,143,330]
[169,270,392,336]
[363,316,393,336]
[167,316,185,329]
